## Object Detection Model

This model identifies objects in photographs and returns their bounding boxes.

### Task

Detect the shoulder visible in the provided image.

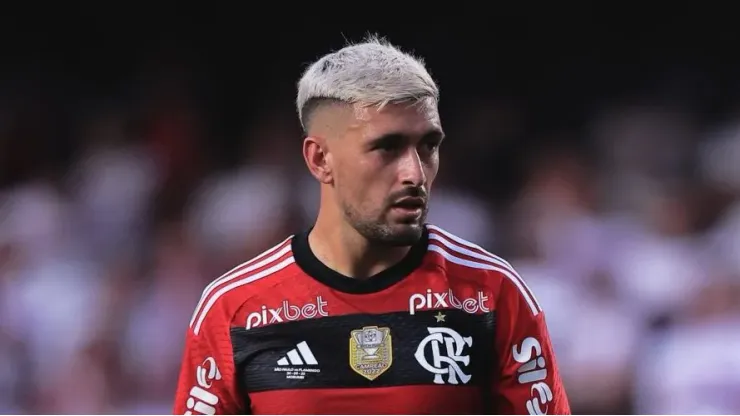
[188,235,297,336]
[425,223,513,279]
[425,224,543,317]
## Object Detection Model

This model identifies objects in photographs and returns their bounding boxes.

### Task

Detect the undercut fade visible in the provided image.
[296,34,440,132]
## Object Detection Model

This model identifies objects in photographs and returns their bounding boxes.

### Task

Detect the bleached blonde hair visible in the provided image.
[296,35,439,131]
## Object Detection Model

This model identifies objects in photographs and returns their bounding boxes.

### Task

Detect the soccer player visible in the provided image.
[173,36,570,415]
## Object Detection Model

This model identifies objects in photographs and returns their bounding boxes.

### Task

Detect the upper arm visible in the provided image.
[491,272,571,415]
[173,303,245,415]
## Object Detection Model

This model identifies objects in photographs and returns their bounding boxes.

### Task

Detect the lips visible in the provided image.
[392,197,425,209]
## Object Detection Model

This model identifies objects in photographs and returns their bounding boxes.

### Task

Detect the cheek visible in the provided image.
[337,158,372,186]
[336,160,373,196]
[342,165,392,210]
[425,155,440,184]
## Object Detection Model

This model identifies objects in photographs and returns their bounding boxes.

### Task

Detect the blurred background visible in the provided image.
[2,4,740,414]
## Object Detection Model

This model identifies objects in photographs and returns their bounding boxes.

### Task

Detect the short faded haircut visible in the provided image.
[296,35,439,132]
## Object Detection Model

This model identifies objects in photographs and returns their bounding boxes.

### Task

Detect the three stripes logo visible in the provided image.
[273,341,320,380]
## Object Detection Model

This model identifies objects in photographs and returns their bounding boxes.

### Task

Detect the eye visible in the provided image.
[420,138,442,153]
[370,134,404,153]
[375,142,398,152]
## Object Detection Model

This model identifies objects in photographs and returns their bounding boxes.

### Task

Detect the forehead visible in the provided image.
[351,99,442,139]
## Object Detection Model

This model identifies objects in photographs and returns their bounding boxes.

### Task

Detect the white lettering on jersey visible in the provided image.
[409,289,490,315]
[513,337,553,415]
[245,296,328,330]
[185,357,221,415]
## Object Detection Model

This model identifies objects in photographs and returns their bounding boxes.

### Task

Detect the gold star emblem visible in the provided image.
[434,311,446,322]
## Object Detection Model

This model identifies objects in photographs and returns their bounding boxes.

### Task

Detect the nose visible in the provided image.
[399,147,426,187]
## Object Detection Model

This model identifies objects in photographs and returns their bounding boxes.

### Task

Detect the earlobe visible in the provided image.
[302,137,333,184]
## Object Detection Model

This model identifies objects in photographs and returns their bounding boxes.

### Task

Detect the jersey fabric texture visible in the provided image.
[173,224,571,415]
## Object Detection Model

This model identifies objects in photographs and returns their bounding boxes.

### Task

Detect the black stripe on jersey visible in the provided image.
[231,309,496,392]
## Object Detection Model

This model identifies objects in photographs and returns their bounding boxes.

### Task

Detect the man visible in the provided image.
[173,36,570,415]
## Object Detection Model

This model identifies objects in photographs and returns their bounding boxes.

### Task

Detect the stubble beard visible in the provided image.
[342,202,427,247]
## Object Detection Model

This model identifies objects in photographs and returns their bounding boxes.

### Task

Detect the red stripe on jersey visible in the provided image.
[427,226,542,316]
[193,253,295,335]
[189,237,294,330]
[248,385,484,414]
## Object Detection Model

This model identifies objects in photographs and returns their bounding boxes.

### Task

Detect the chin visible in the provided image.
[380,222,425,247]
[392,227,424,246]
[353,220,425,247]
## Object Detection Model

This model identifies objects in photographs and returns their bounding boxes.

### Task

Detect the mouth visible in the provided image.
[391,197,426,215]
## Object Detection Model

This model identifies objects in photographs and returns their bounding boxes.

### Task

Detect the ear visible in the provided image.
[302,136,333,184]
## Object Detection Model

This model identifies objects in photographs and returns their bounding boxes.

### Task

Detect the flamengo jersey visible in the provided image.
[173,224,571,415]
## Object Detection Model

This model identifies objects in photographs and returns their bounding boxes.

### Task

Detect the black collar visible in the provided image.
[291,226,429,294]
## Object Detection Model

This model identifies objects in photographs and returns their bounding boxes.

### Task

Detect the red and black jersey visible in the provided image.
[173,224,570,415]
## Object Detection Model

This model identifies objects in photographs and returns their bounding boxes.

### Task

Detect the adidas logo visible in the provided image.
[273,341,320,380]
[277,341,318,366]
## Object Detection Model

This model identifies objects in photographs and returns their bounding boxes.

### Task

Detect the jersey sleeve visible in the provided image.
[491,274,571,415]
[173,305,245,415]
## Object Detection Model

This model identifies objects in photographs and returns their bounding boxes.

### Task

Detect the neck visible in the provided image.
[309,211,413,280]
